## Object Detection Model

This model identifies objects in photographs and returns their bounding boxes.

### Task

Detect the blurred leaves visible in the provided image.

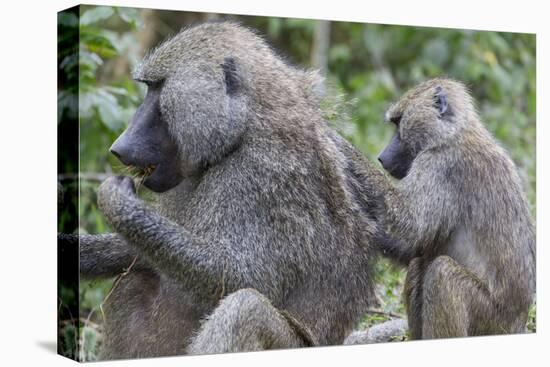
[58,5,146,360]
[527,303,537,332]
[115,7,143,29]
[80,6,114,26]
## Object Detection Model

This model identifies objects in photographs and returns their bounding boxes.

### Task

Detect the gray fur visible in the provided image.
[344,319,408,345]
[81,22,383,359]
[186,288,313,355]
[376,78,536,338]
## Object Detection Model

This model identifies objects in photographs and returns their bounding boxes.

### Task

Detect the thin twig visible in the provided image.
[58,173,113,182]
[98,255,139,322]
[79,255,139,361]
[365,309,405,319]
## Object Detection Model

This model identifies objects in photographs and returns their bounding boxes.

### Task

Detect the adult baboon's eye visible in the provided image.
[134,78,164,90]
[146,80,165,89]
[390,115,402,125]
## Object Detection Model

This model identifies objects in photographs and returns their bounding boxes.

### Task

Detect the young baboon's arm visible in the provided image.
[380,155,460,263]
[372,225,420,266]
[97,176,253,295]
[59,233,153,278]
[328,129,392,220]
[329,131,418,264]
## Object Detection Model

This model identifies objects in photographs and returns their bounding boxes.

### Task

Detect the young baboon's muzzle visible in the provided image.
[378,133,413,180]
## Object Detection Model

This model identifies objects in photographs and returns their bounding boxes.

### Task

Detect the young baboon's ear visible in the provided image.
[434,86,450,118]
[221,57,242,96]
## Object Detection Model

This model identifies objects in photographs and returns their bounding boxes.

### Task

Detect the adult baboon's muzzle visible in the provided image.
[110,134,133,166]
[108,83,183,193]
[109,83,166,169]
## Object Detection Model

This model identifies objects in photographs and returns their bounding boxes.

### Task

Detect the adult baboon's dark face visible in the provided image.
[110,82,183,193]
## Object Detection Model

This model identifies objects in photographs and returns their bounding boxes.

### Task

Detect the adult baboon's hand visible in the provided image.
[97,176,137,227]
[98,176,136,200]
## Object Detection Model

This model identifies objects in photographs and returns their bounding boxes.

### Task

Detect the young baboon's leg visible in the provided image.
[404,257,425,339]
[421,256,492,339]
[187,289,314,355]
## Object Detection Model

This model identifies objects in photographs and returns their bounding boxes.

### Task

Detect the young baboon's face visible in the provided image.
[378,81,454,179]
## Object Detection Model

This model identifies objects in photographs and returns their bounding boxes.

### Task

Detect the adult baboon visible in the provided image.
[375,78,535,339]
[71,22,384,359]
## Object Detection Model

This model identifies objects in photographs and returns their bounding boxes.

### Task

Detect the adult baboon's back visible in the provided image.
[77,22,382,358]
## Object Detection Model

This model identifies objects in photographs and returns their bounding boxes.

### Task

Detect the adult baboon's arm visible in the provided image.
[97,176,249,294]
[58,233,153,278]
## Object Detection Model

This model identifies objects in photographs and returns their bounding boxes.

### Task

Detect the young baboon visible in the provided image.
[71,22,384,359]
[374,78,535,339]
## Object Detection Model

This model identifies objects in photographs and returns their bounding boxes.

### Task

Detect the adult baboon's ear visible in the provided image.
[221,57,242,96]
[434,86,450,118]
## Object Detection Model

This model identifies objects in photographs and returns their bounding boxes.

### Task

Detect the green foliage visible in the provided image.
[61,323,77,359]
[76,5,145,239]
[77,6,145,361]
[373,259,407,315]
[58,5,144,360]
[527,303,537,333]
[359,259,407,332]
[80,326,100,361]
